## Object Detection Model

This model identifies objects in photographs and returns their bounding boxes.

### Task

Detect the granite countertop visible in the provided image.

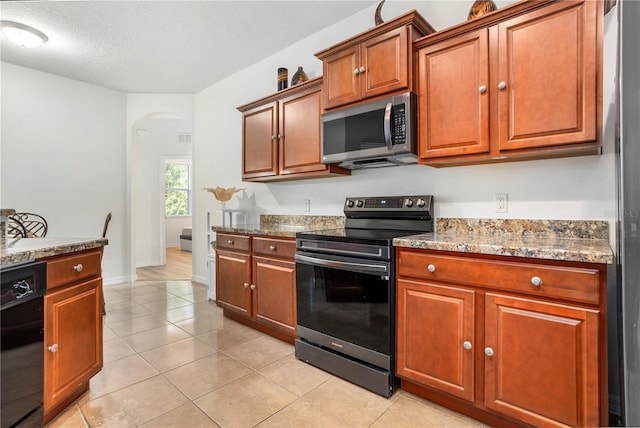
[212,215,345,239]
[212,215,614,264]
[394,218,614,264]
[0,237,108,266]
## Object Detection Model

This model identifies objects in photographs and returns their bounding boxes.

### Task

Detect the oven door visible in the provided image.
[295,251,393,369]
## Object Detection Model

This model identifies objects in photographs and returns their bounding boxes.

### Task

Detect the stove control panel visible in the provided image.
[344,195,433,212]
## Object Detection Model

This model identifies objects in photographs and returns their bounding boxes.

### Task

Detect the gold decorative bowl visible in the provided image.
[204,187,244,202]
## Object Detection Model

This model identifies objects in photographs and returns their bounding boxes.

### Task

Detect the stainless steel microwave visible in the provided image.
[321,92,417,170]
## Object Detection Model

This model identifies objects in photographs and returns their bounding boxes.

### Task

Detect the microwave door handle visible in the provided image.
[384,102,393,150]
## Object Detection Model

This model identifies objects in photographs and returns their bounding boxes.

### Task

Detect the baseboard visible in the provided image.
[103,275,134,286]
[191,275,207,285]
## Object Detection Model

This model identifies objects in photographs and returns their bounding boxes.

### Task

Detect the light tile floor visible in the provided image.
[46,280,488,428]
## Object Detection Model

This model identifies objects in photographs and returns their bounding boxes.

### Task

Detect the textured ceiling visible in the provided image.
[0,1,378,93]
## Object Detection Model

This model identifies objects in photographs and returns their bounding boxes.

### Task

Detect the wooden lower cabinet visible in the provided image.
[252,256,296,336]
[216,233,296,341]
[396,248,606,428]
[396,279,475,402]
[42,248,103,424]
[484,293,600,427]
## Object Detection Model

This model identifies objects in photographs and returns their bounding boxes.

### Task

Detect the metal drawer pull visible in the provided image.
[484,347,494,357]
[269,245,276,251]
[227,239,234,245]
[250,284,256,290]
[463,341,472,350]
[243,282,249,288]
[530,276,543,287]
[48,344,58,353]
[427,264,436,273]
[73,264,83,272]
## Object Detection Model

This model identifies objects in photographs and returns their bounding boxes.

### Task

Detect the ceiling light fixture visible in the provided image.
[1,21,48,48]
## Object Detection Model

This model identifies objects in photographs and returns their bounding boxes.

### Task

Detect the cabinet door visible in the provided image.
[278,87,324,175]
[361,26,409,100]
[396,279,475,402]
[216,250,251,317]
[484,293,600,427]
[497,0,597,151]
[252,256,296,335]
[322,45,361,109]
[44,278,103,412]
[242,102,278,179]
[417,28,490,159]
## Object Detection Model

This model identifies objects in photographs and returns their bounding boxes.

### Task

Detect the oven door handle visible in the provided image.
[295,253,389,275]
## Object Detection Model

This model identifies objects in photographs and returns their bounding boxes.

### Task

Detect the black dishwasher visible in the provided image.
[1,261,47,428]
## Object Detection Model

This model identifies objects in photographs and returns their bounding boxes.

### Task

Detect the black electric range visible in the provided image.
[294,195,434,397]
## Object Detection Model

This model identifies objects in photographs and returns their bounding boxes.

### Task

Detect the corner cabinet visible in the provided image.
[316,11,434,111]
[396,248,607,428]
[238,77,350,182]
[415,0,602,166]
[41,248,103,424]
[216,233,296,342]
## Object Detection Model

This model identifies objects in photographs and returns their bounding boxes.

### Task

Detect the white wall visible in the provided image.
[133,118,192,266]
[126,94,194,278]
[193,1,619,281]
[0,62,128,283]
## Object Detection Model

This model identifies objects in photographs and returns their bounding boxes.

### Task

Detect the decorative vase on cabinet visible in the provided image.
[291,66,308,86]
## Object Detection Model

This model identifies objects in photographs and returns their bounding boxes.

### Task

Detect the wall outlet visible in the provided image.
[304,199,311,212]
[494,193,508,213]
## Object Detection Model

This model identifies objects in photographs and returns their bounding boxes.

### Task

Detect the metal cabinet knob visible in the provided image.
[479,85,487,93]
[463,341,472,350]
[485,347,494,357]
[353,68,360,75]
[48,344,59,353]
[269,245,276,251]
[227,240,234,245]
[498,81,507,90]
[427,264,436,273]
[271,135,276,140]
[243,282,249,288]
[531,276,543,287]
[250,284,256,290]
[278,134,283,139]
[73,264,83,272]
[359,66,366,73]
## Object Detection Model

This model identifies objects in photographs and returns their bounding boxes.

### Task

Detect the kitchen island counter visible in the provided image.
[0,237,107,266]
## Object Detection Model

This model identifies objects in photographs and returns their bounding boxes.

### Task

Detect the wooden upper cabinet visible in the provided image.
[323,45,361,108]
[241,102,278,180]
[238,78,350,182]
[317,10,434,111]
[415,0,602,166]
[418,28,490,159]
[497,0,597,151]
[278,84,323,175]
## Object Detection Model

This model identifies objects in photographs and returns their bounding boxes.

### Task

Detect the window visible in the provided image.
[165,161,191,216]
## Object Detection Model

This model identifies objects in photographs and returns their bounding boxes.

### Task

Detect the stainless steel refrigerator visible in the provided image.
[618,0,639,424]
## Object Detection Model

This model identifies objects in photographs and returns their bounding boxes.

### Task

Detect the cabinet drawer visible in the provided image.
[45,249,102,290]
[253,237,295,259]
[217,233,251,252]
[397,250,600,305]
